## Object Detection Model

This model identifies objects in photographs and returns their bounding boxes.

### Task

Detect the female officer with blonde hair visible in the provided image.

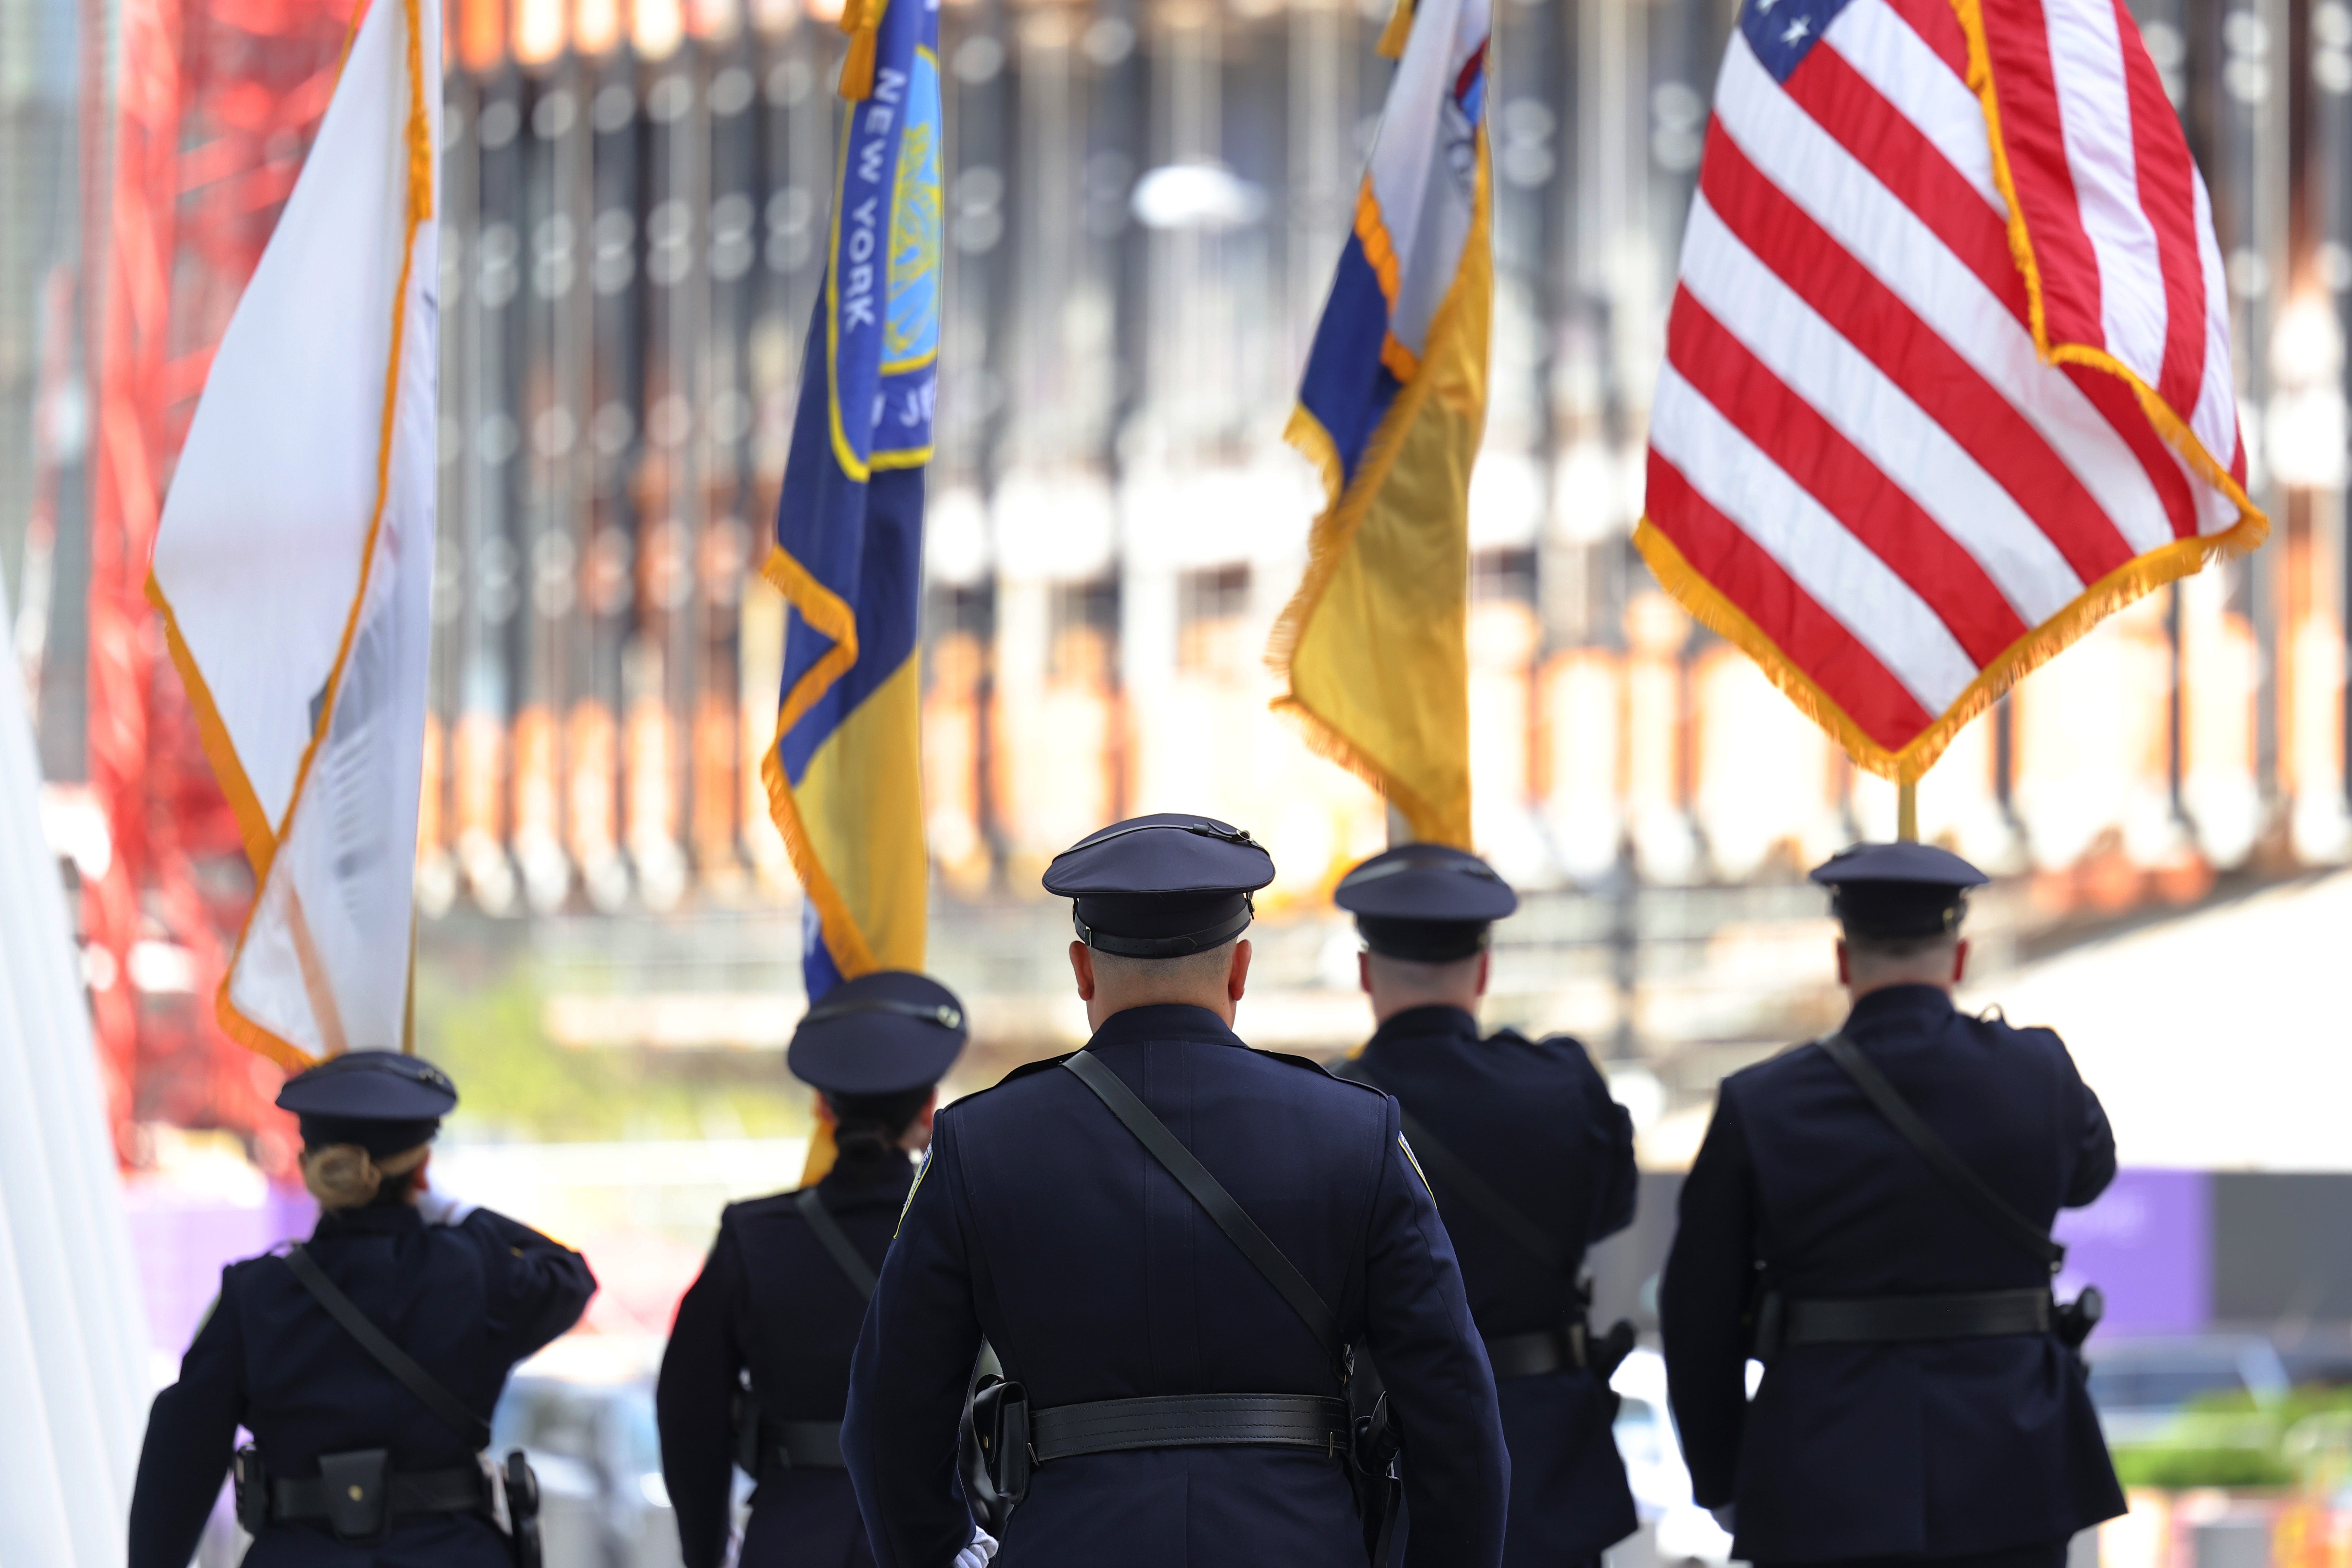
[129,1050,596,1567]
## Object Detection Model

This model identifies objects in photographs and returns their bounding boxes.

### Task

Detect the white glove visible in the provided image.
[414,1186,477,1227]
[952,1525,1000,1568]
[1709,1504,1738,1535]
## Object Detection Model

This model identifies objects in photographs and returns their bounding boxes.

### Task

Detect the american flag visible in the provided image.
[1639,0,2266,780]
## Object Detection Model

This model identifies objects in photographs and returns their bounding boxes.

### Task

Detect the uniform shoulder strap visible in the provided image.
[1260,1049,1381,1089]
[794,1187,880,1301]
[1061,1050,1343,1372]
[280,1243,492,1450]
[1815,1033,2066,1274]
[992,1052,1078,1089]
[1342,1060,1568,1274]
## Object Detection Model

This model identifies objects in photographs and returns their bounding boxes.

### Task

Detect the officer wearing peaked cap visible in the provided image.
[658,971,972,1568]
[129,1051,596,1568]
[1660,844,2125,1568]
[1332,844,1639,1568]
[843,813,1509,1568]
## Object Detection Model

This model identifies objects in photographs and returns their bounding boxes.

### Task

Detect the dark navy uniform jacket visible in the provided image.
[1352,1005,1639,1566]
[843,1003,1510,1568]
[128,1202,595,1568]
[1659,984,2125,1563]
[657,1156,916,1568]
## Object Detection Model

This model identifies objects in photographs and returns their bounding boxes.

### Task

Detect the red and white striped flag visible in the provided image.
[1639,0,2265,781]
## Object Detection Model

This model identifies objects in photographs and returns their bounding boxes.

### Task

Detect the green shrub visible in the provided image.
[2112,1444,2294,1490]
[2109,1384,2352,1493]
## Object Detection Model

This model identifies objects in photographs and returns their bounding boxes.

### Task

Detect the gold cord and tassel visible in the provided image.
[837,0,884,101]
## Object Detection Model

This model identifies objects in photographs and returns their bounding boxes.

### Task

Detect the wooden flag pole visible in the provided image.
[1897,781,1919,842]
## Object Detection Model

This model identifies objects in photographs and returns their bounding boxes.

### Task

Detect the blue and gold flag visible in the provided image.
[763,0,941,1004]
[1270,0,1491,849]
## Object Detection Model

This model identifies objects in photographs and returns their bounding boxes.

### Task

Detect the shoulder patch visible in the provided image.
[895,1145,935,1236]
[1395,1133,1435,1197]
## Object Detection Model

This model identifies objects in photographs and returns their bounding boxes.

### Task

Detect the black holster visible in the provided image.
[233,1445,268,1535]
[1593,1317,1637,1377]
[2055,1285,2104,1351]
[1749,1288,1786,1363]
[1343,1350,1402,1566]
[502,1450,543,1568]
[733,1386,763,1477]
[970,1375,1032,1518]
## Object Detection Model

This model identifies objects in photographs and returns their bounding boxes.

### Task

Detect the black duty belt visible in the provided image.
[1484,1325,1586,1380]
[271,1462,488,1523]
[1783,1287,2052,1346]
[1029,1393,1351,1464]
[757,1418,848,1473]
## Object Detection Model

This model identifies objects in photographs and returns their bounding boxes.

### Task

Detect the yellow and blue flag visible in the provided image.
[762,0,942,1001]
[1269,0,1492,849]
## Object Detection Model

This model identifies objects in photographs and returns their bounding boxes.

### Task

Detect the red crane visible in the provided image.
[80,0,364,1170]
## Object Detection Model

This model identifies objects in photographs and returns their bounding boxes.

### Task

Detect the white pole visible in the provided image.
[0,592,150,1566]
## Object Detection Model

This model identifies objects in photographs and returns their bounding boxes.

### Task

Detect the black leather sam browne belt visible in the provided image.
[970,1049,1404,1563]
[1750,1034,2103,1361]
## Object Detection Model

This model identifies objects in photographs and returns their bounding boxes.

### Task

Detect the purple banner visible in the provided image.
[2055,1168,2210,1337]
[125,1181,317,1360]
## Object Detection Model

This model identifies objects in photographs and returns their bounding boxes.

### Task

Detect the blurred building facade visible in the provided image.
[409,0,2352,917]
[5,0,2352,1078]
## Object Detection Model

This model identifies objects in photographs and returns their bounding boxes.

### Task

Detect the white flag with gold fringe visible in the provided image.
[149,0,440,1065]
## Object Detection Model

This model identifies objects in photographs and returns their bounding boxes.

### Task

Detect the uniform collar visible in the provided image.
[310,1201,426,1239]
[1842,982,1958,1031]
[1367,1003,1479,1050]
[1085,1002,1246,1052]
[821,1151,920,1198]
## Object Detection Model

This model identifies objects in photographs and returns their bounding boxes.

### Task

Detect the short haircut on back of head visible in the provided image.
[1363,948,1484,993]
[1089,938,1238,996]
[1841,926,1959,964]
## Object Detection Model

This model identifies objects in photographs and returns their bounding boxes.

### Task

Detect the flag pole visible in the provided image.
[1897,781,1919,842]
[1386,802,1413,847]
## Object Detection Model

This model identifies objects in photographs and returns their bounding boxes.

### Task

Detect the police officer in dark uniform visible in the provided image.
[1332,844,1639,1568]
[1660,843,2125,1568]
[129,1050,597,1568]
[657,970,970,1568]
[843,813,1510,1568]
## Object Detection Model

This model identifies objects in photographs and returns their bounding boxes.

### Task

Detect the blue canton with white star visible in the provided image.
[1739,0,1856,81]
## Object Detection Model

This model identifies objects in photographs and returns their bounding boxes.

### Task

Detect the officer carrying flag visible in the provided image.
[1333,845,1639,1568]
[843,814,1509,1567]
[1661,844,2123,1565]
[1631,0,2249,1551]
[757,0,946,1117]
[130,1053,595,1566]
[658,972,972,1568]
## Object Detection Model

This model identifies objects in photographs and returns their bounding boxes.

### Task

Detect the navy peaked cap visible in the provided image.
[1809,841,1989,938]
[276,1050,458,1121]
[1043,813,1276,958]
[1335,845,1517,921]
[789,970,969,1096]
[1335,844,1517,961]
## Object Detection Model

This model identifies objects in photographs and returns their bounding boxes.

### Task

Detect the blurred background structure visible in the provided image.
[8,0,2352,1556]
[9,0,2350,1123]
